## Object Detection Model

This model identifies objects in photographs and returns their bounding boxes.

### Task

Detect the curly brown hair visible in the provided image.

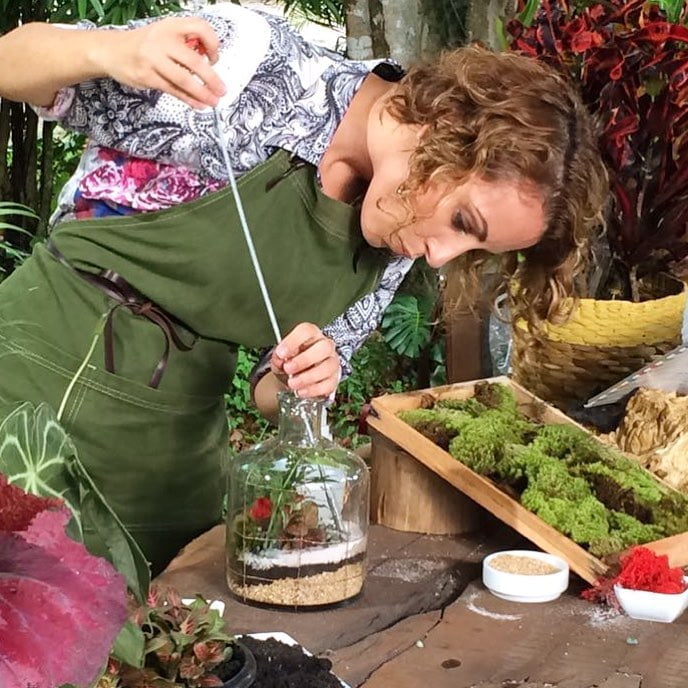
[386,44,608,330]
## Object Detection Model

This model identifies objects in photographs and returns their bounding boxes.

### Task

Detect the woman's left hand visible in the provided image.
[271,323,340,399]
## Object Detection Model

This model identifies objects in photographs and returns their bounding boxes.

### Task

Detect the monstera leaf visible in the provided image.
[0,402,150,602]
[381,294,434,359]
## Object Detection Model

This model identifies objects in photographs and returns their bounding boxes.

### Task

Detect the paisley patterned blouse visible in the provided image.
[37,3,414,377]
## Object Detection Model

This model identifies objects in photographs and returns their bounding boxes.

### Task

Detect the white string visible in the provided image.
[214,109,283,344]
[215,110,346,533]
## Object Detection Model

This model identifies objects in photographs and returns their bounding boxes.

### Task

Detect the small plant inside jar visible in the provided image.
[232,448,348,556]
[226,393,369,607]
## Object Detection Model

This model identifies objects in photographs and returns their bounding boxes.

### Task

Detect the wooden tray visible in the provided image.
[367,376,688,584]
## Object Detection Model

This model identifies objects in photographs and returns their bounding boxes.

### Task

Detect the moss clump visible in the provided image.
[448,410,535,475]
[521,488,610,545]
[396,381,688,559]
[436,397,487,417]
[398,408,474,449]
[473,381,519,415]
[497,444,546,483]
[532,424,602,464]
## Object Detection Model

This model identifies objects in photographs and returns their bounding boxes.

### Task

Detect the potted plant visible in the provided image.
[101,587,256,688]
[505,0,688,410]
[0,402,256,688]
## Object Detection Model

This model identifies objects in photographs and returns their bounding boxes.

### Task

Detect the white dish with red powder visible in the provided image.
[482,550,569,603]
[614,576,688,623]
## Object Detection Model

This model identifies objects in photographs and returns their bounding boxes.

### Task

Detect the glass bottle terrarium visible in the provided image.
[226,392,369,608]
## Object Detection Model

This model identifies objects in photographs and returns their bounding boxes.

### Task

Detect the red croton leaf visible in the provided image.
[249,497,273,521]
[570,30,604,54]
[0,475,128,688]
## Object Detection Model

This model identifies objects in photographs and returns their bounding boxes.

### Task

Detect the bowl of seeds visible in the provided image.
[482,550,569,603]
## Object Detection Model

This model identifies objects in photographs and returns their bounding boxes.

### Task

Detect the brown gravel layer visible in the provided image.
[228,562,364,606]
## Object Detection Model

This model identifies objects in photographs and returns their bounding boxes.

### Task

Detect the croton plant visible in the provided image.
[0,475,129,688]
[507,0,688,299]
[0,402,238,687]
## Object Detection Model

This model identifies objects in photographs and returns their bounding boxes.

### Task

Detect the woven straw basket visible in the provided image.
[511,279,687,410]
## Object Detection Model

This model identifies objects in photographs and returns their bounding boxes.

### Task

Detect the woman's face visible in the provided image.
[360,174,547,269]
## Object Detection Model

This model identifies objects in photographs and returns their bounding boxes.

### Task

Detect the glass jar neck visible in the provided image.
[277,393,324,447]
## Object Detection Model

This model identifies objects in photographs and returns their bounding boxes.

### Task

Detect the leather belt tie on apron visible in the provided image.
[45,239,195,388]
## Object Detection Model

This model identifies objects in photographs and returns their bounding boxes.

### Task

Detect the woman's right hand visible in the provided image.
[96,17,226,109]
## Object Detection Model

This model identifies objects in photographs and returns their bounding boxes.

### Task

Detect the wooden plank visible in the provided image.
[643,531,688,567]
[445,307,488,383]
[368,377,688,583]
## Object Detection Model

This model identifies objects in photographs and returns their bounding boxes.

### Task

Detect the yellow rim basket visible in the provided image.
[511,282,687,409]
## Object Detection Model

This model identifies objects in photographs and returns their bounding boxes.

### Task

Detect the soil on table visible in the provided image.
[218,636,344,687]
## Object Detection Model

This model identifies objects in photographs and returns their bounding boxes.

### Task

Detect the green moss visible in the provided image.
[473,381,519,415]
[521,489,610,544]
[497,444,546,482]
[398,407,473,435]
[652,494,688,536]
[577,460,666,505]
[436,397,487,417]
[396,382,688,558]
[610,511,663,546]
[532,424,602,463]
[526,456,591,502]
[448,410,532,475]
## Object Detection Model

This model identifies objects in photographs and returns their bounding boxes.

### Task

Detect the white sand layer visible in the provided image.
[239,530,367,571]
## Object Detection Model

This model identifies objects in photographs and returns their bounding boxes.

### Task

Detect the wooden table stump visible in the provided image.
[369,429,485,535]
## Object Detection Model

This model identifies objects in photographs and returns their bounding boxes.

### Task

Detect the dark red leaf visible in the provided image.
[0,474,62,533]
[0,497,128,688]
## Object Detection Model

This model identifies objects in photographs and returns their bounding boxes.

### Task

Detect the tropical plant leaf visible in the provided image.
[111,619,146,668]
[68,457,151,603]
[282,0,344,27]
[381,294,433,359]
[0,402,84,540]
[0,202,39,221]
[517,0,541,26]
[0,402,150,602]
[0,478,128,688]
[659,0,685,24]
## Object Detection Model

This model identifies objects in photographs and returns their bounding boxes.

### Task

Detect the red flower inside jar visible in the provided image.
[249,497,273,521]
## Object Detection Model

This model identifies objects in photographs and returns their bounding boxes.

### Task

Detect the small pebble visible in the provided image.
[415,640,425,648]
[626,636,639,646]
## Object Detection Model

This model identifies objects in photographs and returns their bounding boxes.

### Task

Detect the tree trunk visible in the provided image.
[344,0,442,64]
[465,0,517,49]
[38,121,56,239]
[0,99,11,201]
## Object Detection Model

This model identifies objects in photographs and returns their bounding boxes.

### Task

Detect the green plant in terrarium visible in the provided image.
[226,392,369,608]
[232,452,343,556]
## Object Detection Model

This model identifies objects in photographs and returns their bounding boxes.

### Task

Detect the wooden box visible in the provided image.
[367,376,688,584]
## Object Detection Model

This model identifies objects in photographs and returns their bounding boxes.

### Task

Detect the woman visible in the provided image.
[0,4,606,572]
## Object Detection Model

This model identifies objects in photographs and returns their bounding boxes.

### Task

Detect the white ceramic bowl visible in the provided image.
[482,550,569,603]
[614,576,688,623]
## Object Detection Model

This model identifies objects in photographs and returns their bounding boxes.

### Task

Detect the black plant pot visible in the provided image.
[220,641,257,688]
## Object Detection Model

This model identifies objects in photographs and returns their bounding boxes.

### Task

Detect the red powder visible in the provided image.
[582,546,687,605]
[0,474,63,533]
[616,546,686,594]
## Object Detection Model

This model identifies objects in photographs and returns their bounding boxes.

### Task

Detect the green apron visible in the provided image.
[0,150,384,573]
